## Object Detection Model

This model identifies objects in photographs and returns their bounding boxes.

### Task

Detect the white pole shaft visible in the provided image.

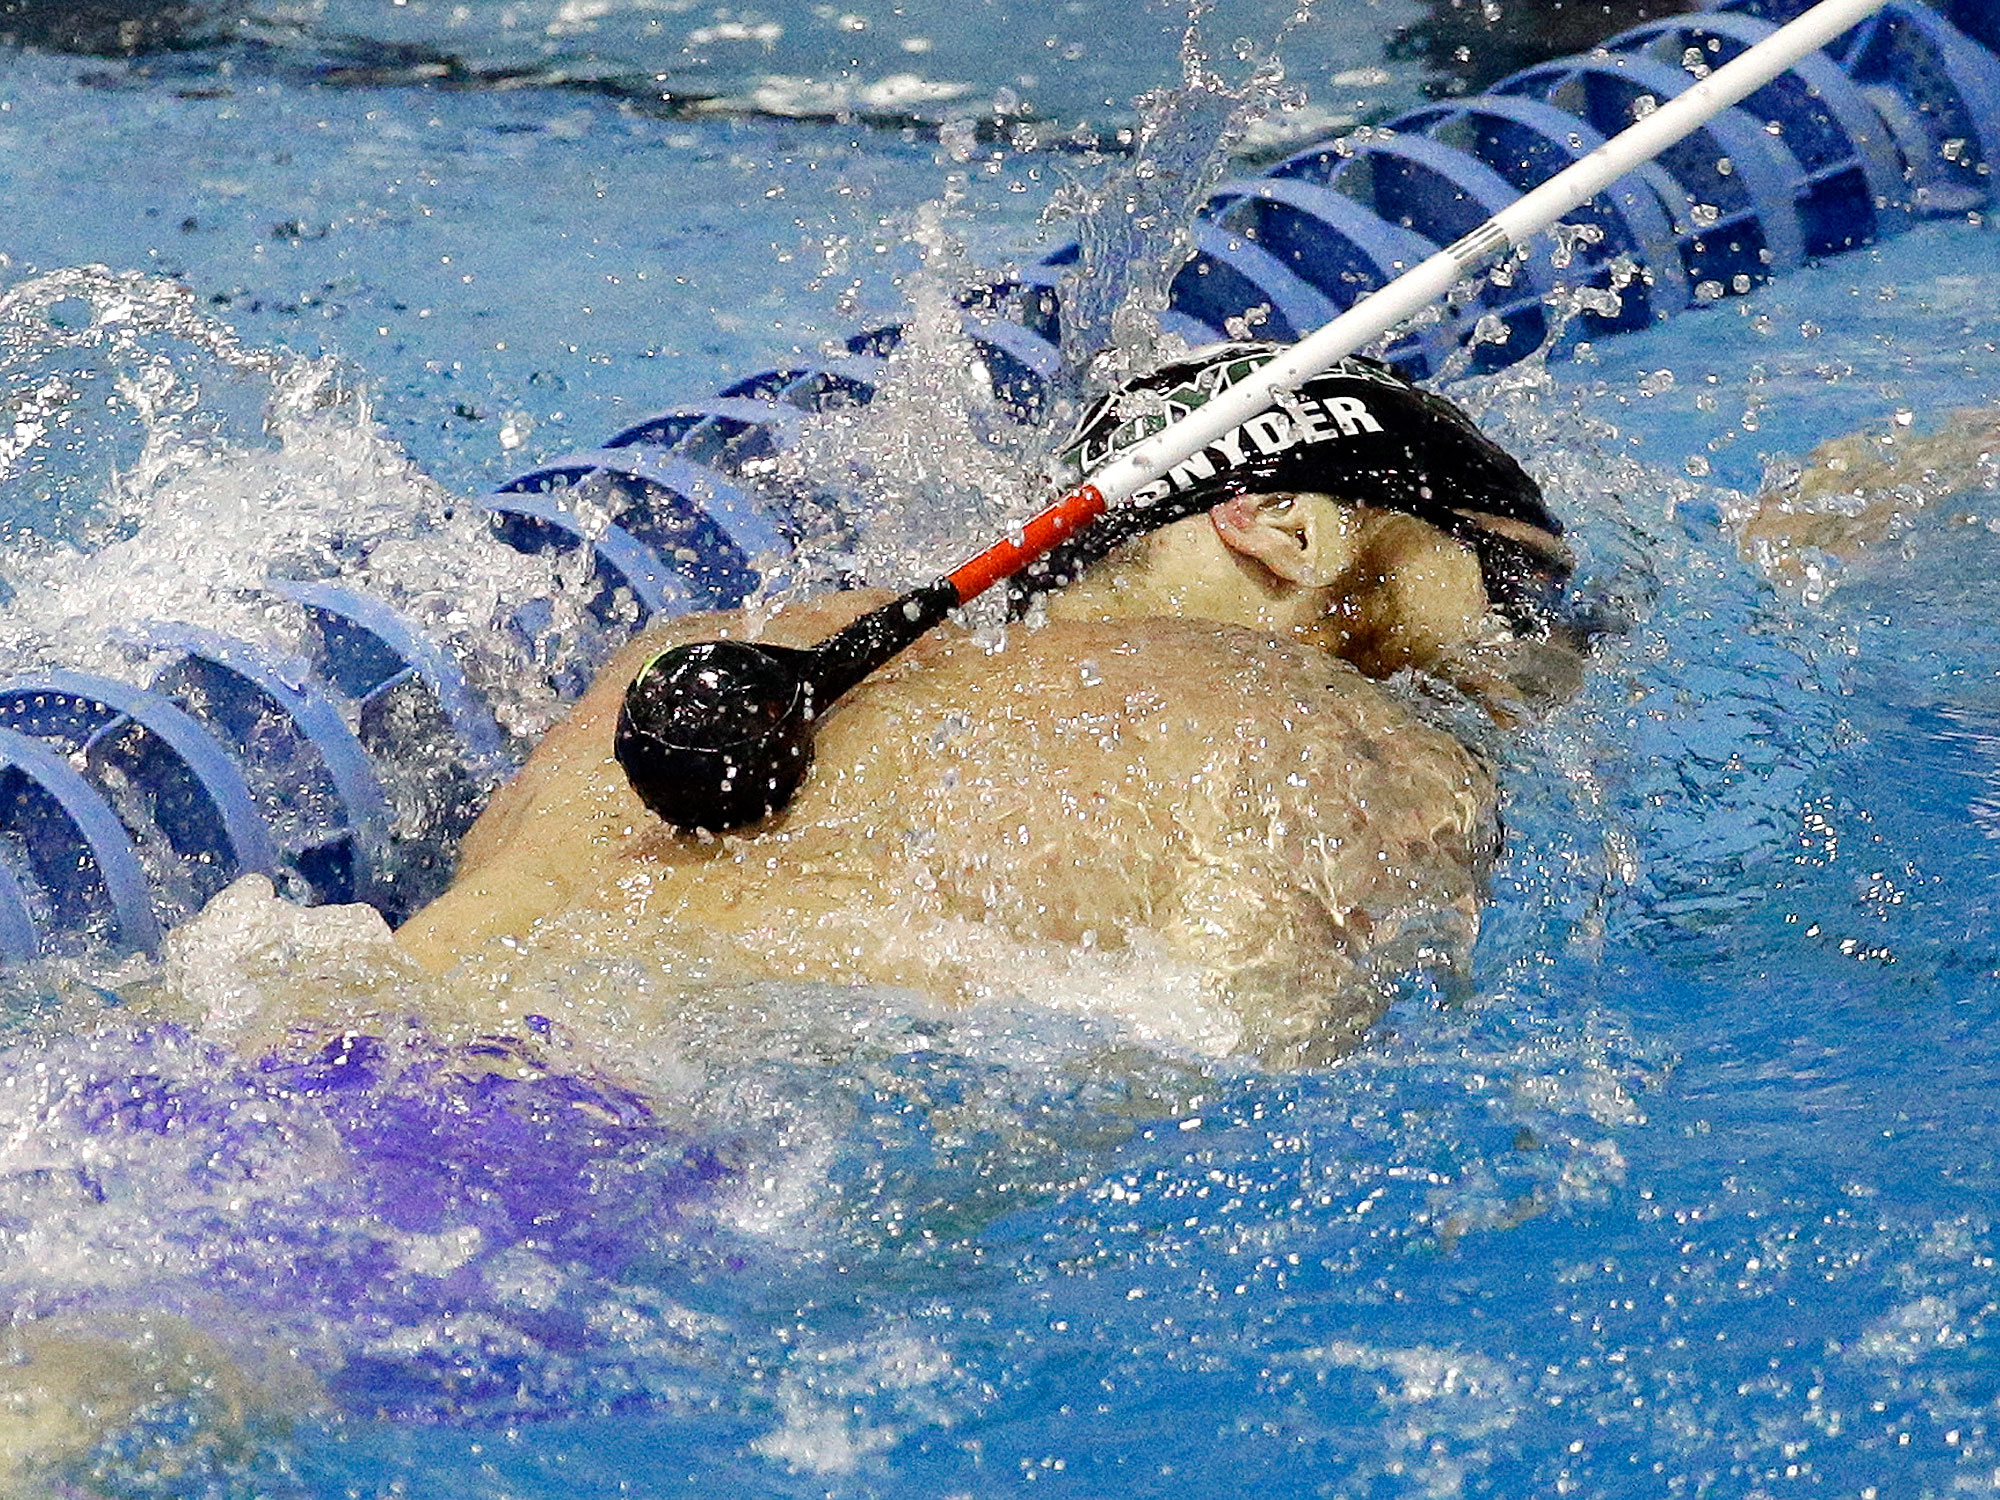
[1086,0,1889,508]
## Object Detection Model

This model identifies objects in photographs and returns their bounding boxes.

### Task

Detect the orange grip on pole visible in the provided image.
[944,485,1108,604]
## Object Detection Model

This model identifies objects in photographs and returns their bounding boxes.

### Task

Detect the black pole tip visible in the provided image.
[614,638,817,834]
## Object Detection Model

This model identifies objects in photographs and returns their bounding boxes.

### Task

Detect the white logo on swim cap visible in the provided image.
[1062,348,1404,482]
[1123,393,1385,505]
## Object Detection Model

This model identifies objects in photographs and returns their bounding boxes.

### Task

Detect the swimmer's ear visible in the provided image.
[1211,492,1357,588]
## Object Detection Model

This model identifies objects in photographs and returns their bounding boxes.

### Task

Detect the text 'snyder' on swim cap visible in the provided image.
[1014,341,1572,632]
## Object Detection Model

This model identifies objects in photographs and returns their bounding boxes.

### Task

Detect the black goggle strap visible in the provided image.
[1442,519,1575,635]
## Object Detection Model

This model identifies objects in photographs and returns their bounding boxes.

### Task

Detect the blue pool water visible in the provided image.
[4,2,2000,1495]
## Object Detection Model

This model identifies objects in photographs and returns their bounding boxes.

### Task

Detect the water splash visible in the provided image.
[0,267,595,741]
[1045,2,1313,401]
[0,267,288,546]
[769,198,1047,602]
[762,4,1323,608]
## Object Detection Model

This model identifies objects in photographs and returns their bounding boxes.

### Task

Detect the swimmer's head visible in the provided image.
[1016,341,1572,633]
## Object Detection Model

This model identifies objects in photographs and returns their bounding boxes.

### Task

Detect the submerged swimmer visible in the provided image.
[397,343,1576,1060]
[1739,403,2000,578]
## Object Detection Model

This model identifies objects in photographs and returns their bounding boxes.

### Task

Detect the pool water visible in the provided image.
[4,2,2000,1496]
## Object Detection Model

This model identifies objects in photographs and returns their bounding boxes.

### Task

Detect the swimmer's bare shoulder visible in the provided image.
[399,589,908,966]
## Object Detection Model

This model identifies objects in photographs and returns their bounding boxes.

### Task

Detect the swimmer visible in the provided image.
[1739,404,2000,578]
[0,347,1576,1489]
[396,343,1577,1061]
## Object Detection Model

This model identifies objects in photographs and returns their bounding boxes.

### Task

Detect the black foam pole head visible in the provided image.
[614,638,817,834]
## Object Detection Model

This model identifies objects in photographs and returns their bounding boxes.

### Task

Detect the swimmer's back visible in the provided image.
[402,606,1494,1058]
[768,614,1492,948]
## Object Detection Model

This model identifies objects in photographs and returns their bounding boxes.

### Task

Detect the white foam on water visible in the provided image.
[750,1328,977,1476]
[153,874,412,1050]
[1275,1340,1525,1498]
[770,198,1042,601]
[0,267,598,741]
[732,72,975,117]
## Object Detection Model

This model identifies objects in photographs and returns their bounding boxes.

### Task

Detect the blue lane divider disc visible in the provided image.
[964,317,1060,421]
[276,582,510,914]
[1493,51,1810,294]
[496,449,783,607]
[0,724,160,955]
[1943,0,2000,58]
[1157,308,1230,351]
[786,355,894,405]
[0,672,279,924]
[1273,130,1566,366]
[844,324,902,358]
[712,368,803,401]
[818,316,1063,419]
[1827,0,2000,216]
[482,487,701,623]
[479,491,693,697]
[602,396,803,469]
[1388,94,1694,328]
[829,315,1060,421]
[276,581,508,767]
[1606,10,1911,254]
[965,263,1064,346]
[141,626,394,912]
[1711,1,2000,210]
[1202,178,1459,375]
[0,854,39,963]
[690,360,894,564]
[1169,219,1342,344]
[721,357,889,412]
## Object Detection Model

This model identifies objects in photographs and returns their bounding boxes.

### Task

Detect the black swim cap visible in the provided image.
[1016,341,1571,631]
